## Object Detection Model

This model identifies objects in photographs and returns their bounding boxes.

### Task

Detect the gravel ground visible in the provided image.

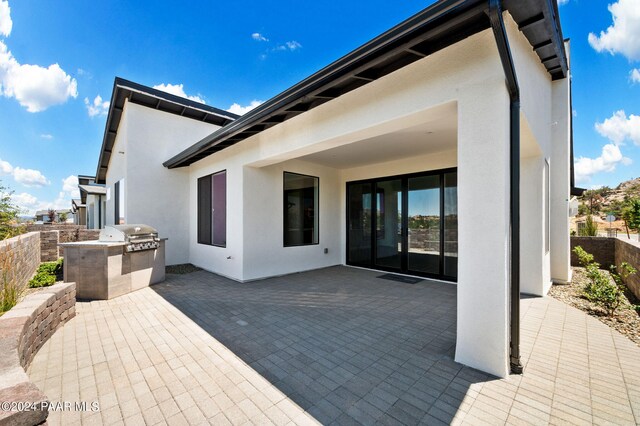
[549,267,640,346]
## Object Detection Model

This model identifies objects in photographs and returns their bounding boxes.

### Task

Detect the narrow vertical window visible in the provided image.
[114,179,125,224]
[114,181,120,225]
[284,172,319,246]
[544,159,550,253]
[198,171,226,247]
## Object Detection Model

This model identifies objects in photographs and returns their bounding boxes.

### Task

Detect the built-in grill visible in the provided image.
[99,224,160,252]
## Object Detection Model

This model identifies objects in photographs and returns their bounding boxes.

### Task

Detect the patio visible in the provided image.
[29,266,640,425]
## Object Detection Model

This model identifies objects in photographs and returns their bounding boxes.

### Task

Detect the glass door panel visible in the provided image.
[407,175,441,275]
[444,172,458,278]
[375,179,402,270]
[347,182,373,267]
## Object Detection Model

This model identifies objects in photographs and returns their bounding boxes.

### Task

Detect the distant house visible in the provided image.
[73,175,107,229]
[34,209,72,223]
[87,0,581,378]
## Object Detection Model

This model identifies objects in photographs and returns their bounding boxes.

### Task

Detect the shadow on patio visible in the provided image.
[152,265,493,424]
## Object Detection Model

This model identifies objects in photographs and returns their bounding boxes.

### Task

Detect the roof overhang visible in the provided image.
[79,184,107,197]
[95,78,240,184]
[164,0,569,169]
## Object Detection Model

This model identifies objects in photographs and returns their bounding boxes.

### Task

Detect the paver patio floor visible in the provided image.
[29,266,640,425]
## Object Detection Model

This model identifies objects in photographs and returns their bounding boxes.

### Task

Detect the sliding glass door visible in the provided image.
[346,169,457,281]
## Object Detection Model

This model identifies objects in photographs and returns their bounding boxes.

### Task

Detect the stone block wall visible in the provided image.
[38,228,100,262]
[615,239,640,300]
[0,282,76,425]
[0,232,41,291]
[570,236,640,300]
[570,237,616,268]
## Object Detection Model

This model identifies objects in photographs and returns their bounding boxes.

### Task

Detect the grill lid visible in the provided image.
[99,224,158,242]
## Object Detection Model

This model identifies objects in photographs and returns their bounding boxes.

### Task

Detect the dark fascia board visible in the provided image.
[94,77,240,183]
[164,0,569,169]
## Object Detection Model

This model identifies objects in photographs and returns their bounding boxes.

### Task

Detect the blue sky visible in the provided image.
[0,0,639,215]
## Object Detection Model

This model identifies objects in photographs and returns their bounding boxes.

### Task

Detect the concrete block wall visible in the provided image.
[615,239,640,300]
[570,236,640,300]
[39,229,101,262]
[0,232,41,291]
[0,282,76,425]
[570,237,616,268]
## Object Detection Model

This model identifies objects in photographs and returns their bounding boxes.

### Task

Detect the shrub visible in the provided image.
[573,246,634,317]
[28,258,63,288]
[28,272,56,288]
[0,248,23,313]
[578,215,598,236]
[573,245,596,267]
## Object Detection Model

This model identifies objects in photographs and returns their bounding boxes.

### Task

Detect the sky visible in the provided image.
[0,0,639,215]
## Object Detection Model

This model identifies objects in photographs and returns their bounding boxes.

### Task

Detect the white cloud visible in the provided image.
[557,0,569,4]
[226,100,263,115]
[574,143,632,184]
[595,110,640,145]
[631,68,640,83]
[0,41,78,112]
[61,175,79,198]
[0,157,51,188]
[10,176,79,215]
[152,83,205,104]
[587,0,640,61]
[40,133,53,140]
[0,0,11,37]
[11,192,37,209]
[84,95,109,117]
[13,167,50,187]
[0,157,12,174]
[274,40,302,51]
[252,32,268,42]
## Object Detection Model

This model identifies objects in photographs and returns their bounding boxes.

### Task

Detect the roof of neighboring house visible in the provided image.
[71,199,85,213]
[164,0,568,169]
[79,184,108,196]
[95,78,240,183]
[34,209,70,216]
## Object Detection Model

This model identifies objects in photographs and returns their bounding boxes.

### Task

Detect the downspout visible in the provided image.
[487,0,523,374]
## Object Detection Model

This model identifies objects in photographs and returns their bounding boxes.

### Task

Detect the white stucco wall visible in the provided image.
[105,100,221,265]
[177,13,569,378]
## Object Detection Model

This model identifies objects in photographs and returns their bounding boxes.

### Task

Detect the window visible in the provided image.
[544,159,550,253]
[197,171,227,247]
[284,172,318,246]
[114,179,125,225]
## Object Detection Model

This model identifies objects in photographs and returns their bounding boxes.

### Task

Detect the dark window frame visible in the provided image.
[283,171,320,247]
[114,181,120,225]
[346,167,457,282]
[197,170,227,247]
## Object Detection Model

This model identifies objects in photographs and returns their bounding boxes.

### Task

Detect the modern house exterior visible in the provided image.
[87,0,576,378]
[73,175,107,229]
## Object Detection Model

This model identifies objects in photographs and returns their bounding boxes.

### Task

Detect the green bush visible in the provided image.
[28,258,63,288]
[29,272,56,288]
[573,246,636,316]
[578,215,598,236]
[573,245,596,267]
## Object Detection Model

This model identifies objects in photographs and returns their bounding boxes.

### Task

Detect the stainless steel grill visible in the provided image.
[99,224,160,252]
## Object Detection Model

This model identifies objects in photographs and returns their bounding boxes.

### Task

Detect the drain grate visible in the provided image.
[377,274,423,284]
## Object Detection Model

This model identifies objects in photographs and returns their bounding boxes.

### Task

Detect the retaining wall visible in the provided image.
[0,282,76,425]
[615,239,640,300]
[24,225,100,262]
[570,236,640,299]
[0,232,41,292]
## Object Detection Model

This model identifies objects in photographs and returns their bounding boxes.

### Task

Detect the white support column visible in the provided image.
[456,79,511,378]
[520,154,545,295]
[550,76,571,284]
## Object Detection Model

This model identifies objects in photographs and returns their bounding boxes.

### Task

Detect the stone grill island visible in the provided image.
[59,224,165,300]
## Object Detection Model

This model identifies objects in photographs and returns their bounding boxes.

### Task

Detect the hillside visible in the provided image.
[573,177,640,236]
